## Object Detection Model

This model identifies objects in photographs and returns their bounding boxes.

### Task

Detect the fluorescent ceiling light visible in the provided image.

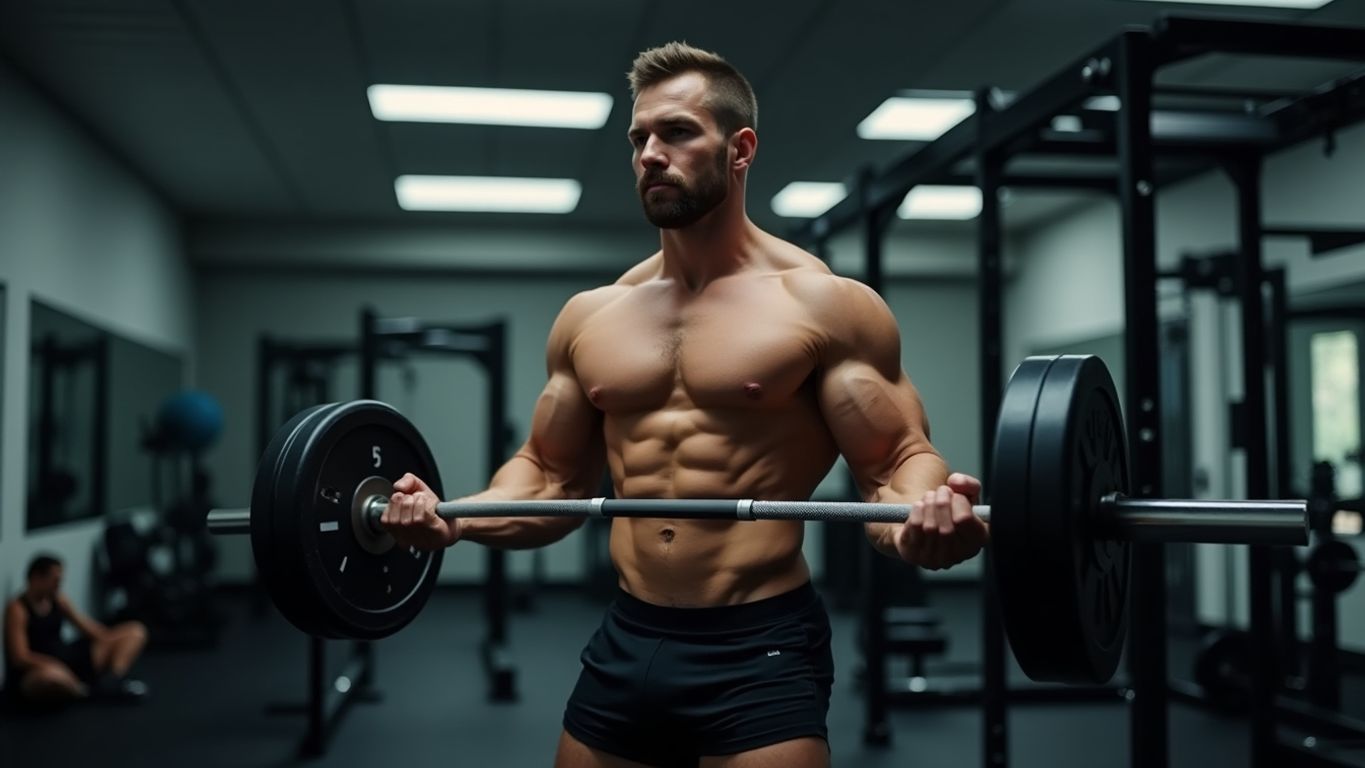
[771,182,848,218]
[368,85,612,129]
[1084,95,1122,111]
[858,93,975,140]
[1127,0,1331,8]
[898,185,982,220]
[395,175,581,213]
[1051,115,1085,133]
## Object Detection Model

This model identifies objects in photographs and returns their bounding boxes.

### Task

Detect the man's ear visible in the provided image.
[731,127,757,171]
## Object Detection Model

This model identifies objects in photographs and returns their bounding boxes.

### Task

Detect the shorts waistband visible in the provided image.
[611,582,819,632]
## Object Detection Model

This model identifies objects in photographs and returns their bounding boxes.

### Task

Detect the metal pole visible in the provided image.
[858,166,897,747]
[1116,30,1169,768]
[214,495,1308,543]
[1228,157,1279,768]
[359,308,379,401]
[355,309,380,696]
[1307,463,1343,709]
[484,322,510,648]
[1103,498,1306,544]
[480,320,519,703]
[304,635,325,756]
[254,338,277,617]
[976,86,1009,768]
[1266,268,1300,679]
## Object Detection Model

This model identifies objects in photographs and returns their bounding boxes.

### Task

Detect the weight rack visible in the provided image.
[794,15,1365,768]
[251,310,515,757]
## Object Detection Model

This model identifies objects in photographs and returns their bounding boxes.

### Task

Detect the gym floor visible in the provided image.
[8,585,1350,768]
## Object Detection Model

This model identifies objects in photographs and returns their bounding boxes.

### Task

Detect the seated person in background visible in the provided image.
[4,554,149,708]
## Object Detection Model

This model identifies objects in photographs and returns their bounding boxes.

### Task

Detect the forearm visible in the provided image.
[863,452,950,558]
[454,452,592,550]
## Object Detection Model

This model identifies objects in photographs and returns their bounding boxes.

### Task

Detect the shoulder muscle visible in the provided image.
[545,286,629,372]
[785,272,901,374]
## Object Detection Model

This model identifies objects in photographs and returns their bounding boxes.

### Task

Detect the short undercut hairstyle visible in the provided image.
[627,42,758,136]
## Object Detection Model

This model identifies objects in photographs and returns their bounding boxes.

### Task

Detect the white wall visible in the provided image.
[0,60,193,671]
[194,226,985,585]
[1007,119,1365,651]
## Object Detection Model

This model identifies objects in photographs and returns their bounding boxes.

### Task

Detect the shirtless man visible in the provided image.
[4,554,149,708]
[381,42,989,768]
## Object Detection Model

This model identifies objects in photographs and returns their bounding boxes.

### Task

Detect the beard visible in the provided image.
[637,149,729,229]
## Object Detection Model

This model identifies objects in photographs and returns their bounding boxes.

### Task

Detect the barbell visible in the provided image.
[207,355,1307,684]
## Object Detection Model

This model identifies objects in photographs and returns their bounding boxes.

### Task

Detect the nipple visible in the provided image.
[588,386,604,404]
[743,382,763,400]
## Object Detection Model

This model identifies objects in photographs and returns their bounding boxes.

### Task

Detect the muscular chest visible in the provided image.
[573,288,817,412]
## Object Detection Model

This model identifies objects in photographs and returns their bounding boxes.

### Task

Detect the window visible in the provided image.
[1310,330,1362,497]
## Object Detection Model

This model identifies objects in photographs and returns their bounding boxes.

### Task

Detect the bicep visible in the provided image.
[819,360,934,496]
[525,371,604,471]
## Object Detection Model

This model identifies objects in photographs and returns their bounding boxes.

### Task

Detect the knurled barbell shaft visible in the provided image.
[207,495,1307,546]
[370,494,1306,545]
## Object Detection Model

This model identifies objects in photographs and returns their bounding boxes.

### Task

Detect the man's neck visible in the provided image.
[657,197,762,292]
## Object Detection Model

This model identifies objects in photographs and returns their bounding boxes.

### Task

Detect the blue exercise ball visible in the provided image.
[158,391,224,453]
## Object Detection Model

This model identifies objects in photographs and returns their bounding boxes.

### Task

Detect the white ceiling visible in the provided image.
[2,0,1363,237]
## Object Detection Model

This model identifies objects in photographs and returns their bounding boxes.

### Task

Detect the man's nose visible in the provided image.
[639,135,668,168]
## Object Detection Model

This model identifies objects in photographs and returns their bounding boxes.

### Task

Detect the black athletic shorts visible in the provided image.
[53,637,97,684]
[563,582,835,767]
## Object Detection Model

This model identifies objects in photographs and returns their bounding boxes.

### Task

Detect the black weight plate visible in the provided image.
[1029,355,1131,683]
[273,402,356,638]
[992,356,1134,684]
[990,356,1053,682]
[1307,538,1360,594]
[250,403,334,636]
[285,400,445,640]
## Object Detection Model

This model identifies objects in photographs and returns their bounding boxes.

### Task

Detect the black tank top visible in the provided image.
[16,597,64,656]
[5,597,65,690]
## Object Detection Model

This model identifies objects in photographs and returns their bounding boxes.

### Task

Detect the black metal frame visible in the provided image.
[255,335,377,757]
[253,310,515,758]
[359,308,519,707]
[254,335,368,757]
[793,14,1365,768]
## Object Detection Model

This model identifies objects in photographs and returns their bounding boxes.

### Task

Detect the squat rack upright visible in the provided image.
[252,309,516,757]
[794,15,1365,768]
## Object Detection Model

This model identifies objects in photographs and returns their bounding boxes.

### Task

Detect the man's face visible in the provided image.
[30,566,62,599]
[628,72,732,229]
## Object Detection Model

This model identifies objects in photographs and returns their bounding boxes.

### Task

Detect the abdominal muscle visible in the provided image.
[605,401,839,607]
